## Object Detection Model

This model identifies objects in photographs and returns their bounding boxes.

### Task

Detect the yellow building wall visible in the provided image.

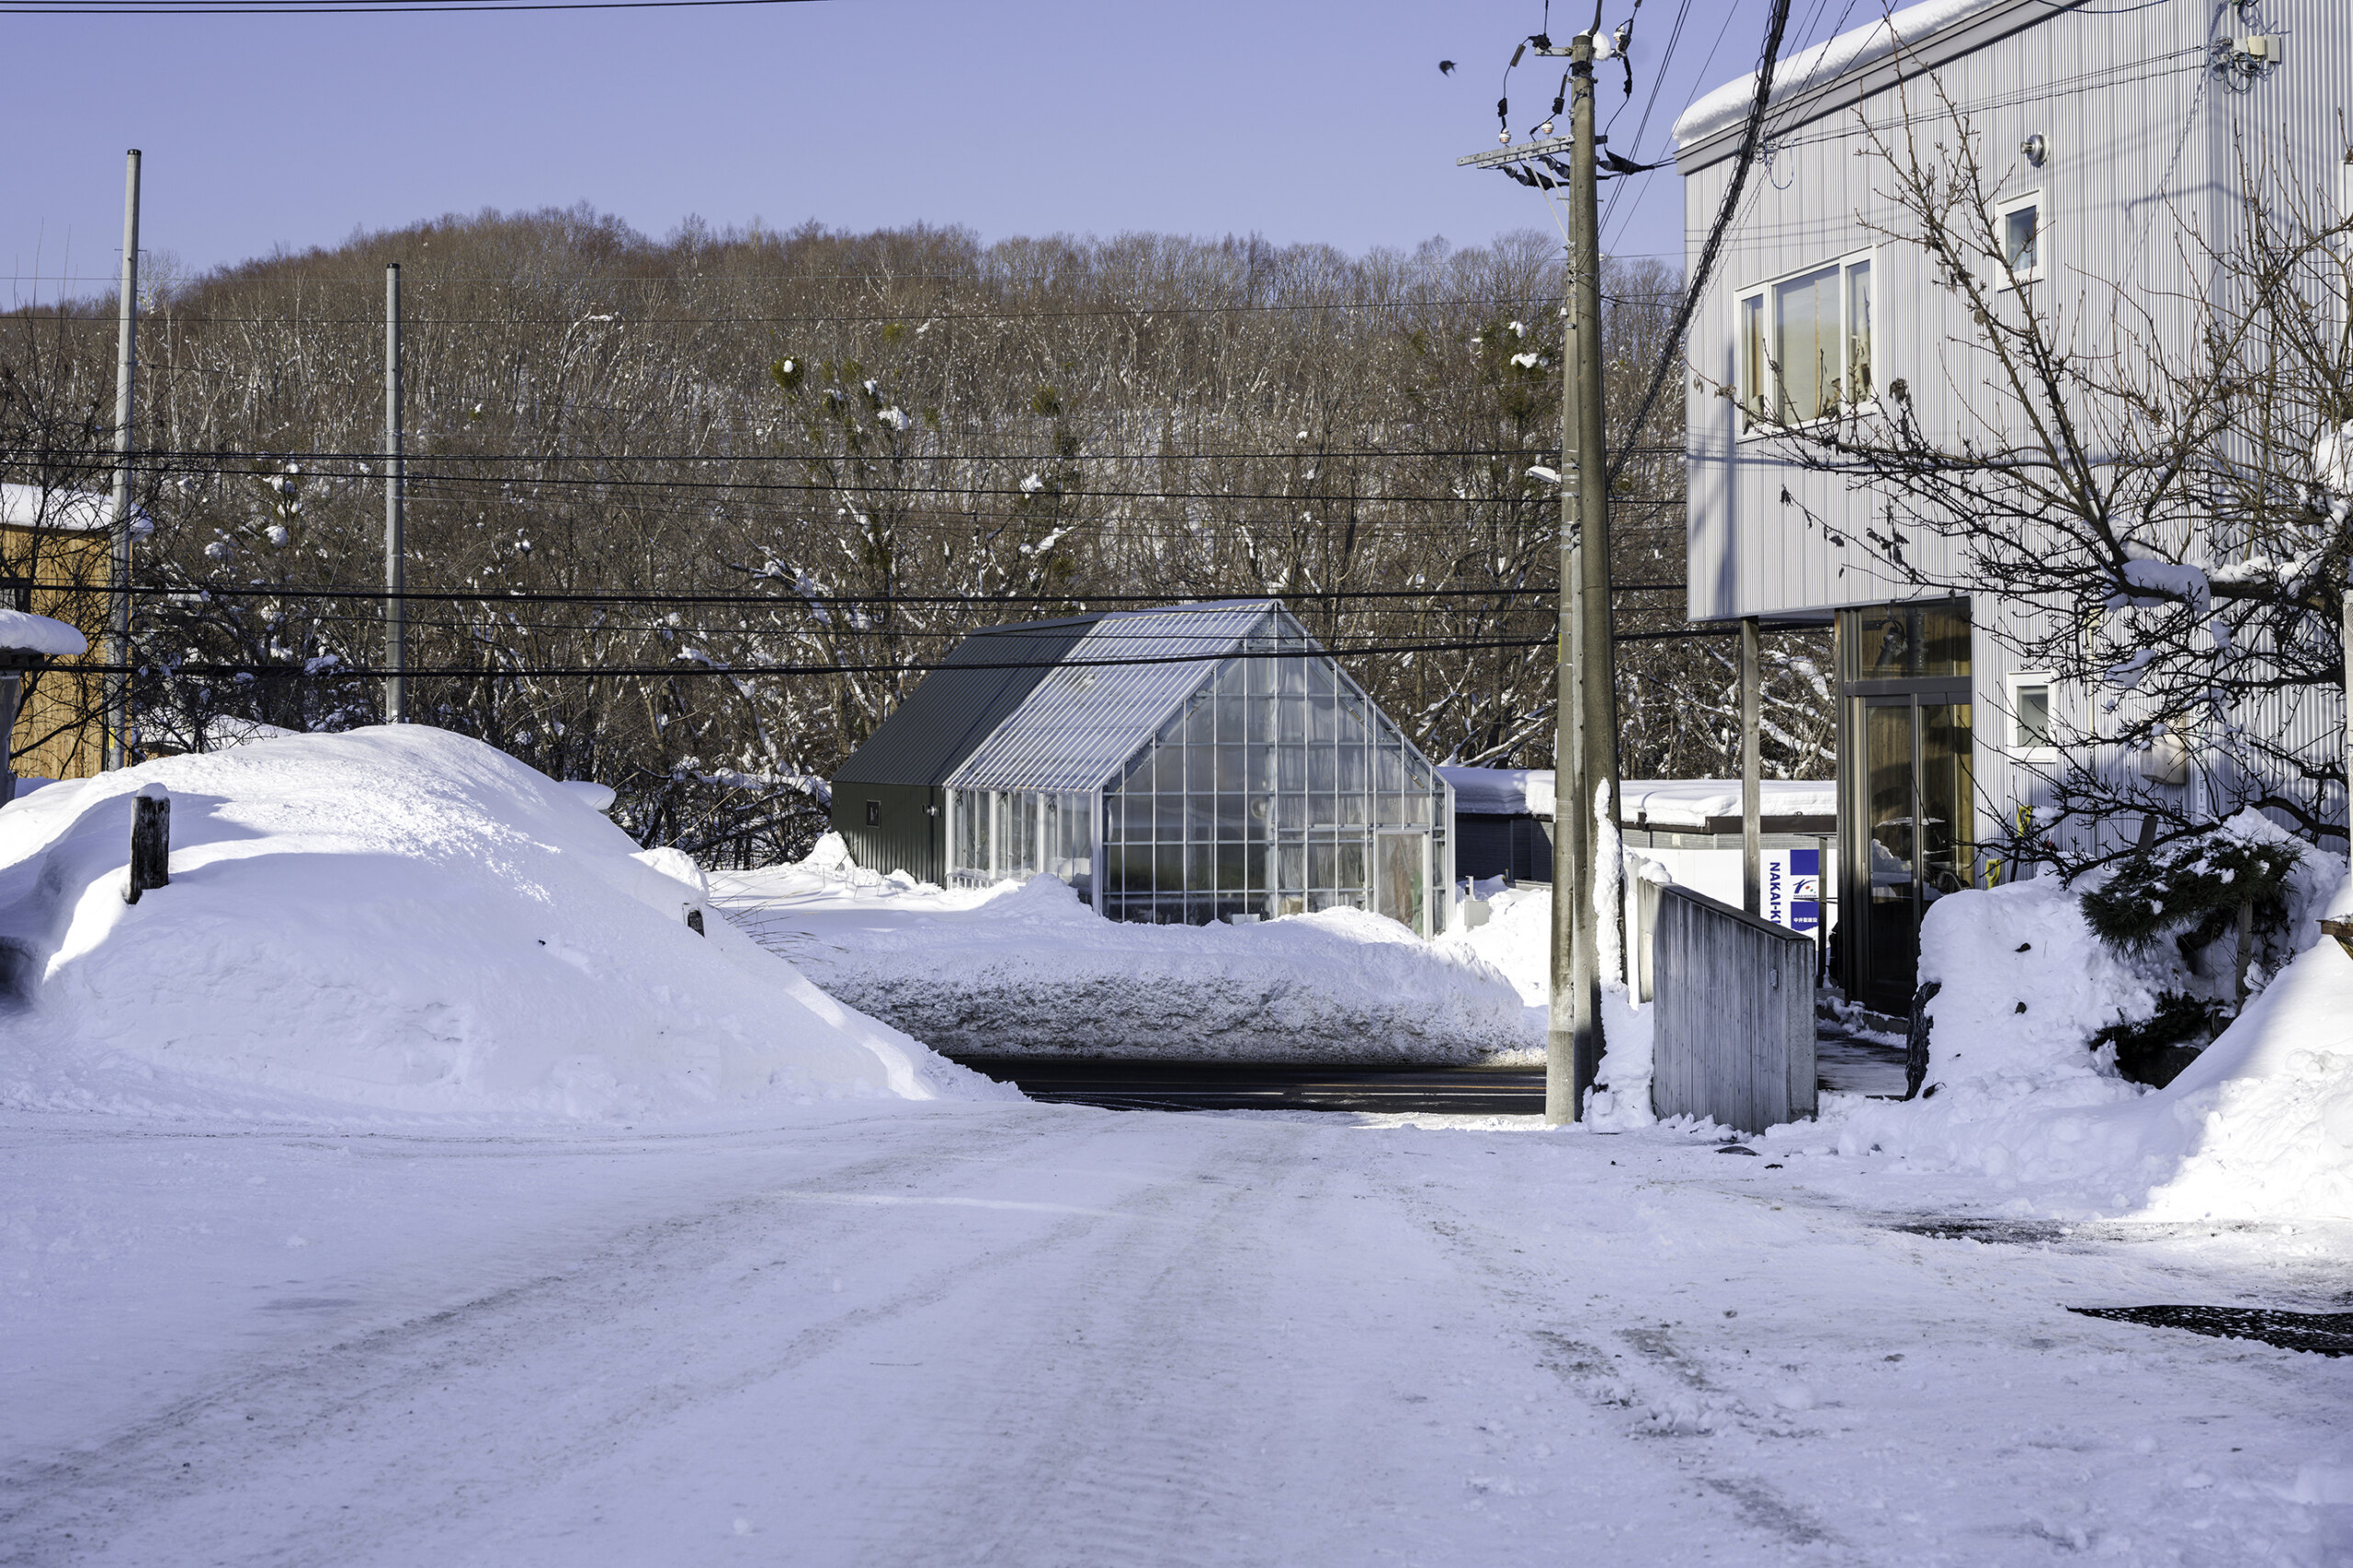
[2,522,109,782]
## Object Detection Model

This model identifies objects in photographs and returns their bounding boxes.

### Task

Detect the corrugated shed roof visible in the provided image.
[832,616,1100,787]
[944,601,1288,793]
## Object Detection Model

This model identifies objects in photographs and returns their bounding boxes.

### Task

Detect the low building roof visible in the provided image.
[1439,768,1834,829]
[0,483,139,533]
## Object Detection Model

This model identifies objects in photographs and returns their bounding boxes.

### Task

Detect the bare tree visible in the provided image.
[1725,88,2353,869]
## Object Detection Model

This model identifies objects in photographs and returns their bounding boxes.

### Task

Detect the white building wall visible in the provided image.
[1677,0,2353,850]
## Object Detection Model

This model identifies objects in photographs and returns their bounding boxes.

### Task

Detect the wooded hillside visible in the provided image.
[1,207,1829,860]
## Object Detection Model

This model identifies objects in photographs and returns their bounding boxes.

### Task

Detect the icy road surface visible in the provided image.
[6,1103,2349,1567]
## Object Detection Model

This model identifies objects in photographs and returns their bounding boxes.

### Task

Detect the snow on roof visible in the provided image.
[1438,767,1555,817]
[1621,778,1835,826]
[944,601,1292,794]
[0,483,135,533]
[1672,0,2008,152]
[1441,769,1833,827]
[0,608,87,658]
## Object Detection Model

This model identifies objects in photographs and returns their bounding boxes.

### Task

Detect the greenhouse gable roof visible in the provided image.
[831,616,1099,788]
[943,600,1295,795]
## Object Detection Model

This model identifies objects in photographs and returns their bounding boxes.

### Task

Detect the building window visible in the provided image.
[1995,191,2043,287]
[2007,672,2057,759]
[1737,250,1874,428]
[864,800,881,826]
[2337,156,2352,336]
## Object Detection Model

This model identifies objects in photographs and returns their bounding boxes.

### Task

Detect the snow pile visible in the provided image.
[0,608,86,657]
[715,843,1532,1063]
[1806,874,2154,1184]
[1801,840,2353,1219]
[2133,870,2353,1220]
[0,727,1012,1119]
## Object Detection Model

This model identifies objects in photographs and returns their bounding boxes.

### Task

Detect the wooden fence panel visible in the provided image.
[1649,882,1816,1133]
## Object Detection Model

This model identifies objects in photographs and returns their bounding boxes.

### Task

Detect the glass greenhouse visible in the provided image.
[830,601,1455,936]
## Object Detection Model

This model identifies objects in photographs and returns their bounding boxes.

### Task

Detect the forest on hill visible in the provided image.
[0,207,1829,861]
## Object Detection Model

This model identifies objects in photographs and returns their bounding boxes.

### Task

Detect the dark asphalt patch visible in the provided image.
[2067,1305,2353,1356]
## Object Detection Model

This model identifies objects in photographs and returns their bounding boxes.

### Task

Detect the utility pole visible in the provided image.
[1458,25,1622,1122]
[104,150,141,772]
[1742,617,1762,915]
[1568,31,1623,1116]
[384,263,406,723]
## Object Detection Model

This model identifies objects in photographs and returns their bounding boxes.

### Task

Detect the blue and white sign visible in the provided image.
[1764,846,1823,942]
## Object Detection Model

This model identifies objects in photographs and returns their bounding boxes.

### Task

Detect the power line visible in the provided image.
[6,0,824,13]
[112,633,1563,679]
[131,581,1688,608]
[3,292,1691,324]
[119,443,1683,467]
[99,616,1781,682]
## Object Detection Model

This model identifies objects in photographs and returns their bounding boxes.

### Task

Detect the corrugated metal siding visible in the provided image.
[944,601,1284,792]
[1684,0,2241,625]
[1684,0,2353,849]
[832,781,944,882]
[832,618,1098,787]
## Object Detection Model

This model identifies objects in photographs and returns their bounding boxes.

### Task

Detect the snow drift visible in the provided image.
[716,846,1532,1063]
[0,728,1012,1118]
[1802,846,2353,1220]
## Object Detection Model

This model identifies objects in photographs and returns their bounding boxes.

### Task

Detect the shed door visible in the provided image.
[1375,830,1428,937]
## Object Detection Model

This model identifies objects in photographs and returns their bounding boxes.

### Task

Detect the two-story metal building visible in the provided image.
[1677,0,2351,1008]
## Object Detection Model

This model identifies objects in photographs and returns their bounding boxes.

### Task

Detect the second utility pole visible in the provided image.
[384,263,406,723]
[104,150,141,772]
[1552,29,1623,1121]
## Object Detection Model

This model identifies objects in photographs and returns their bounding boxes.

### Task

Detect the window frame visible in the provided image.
[1734,246,1876,436]
[2005,669,2059,763]
[2336,156,2353,339]
[1994,189,2045,290]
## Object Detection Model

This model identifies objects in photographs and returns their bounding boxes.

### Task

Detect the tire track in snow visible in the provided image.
[0,1108,1123,1567]
[1354,1145,1860,1563]
[848,1119,1313,1568]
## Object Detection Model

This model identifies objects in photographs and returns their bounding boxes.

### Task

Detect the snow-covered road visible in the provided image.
[6,1103,2349,1567]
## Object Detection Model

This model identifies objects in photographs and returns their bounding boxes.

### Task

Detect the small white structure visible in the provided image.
[1440,768,1835,941]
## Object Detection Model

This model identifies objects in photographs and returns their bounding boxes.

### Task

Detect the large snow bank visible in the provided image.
[714,843,1533,1063]
[0,727,1011,1119]
[1792,841,2353,1219]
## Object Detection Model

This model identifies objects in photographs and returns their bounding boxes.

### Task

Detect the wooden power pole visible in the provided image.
[1460,26,1623,1122]
[104,150,141,772]
[384,264,407,723]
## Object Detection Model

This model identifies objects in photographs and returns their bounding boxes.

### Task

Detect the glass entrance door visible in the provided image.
[1374,830,1428,936]
[1853,696,1974,1008]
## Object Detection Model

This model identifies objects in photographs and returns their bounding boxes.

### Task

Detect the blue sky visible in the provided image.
[4,0,1862,303]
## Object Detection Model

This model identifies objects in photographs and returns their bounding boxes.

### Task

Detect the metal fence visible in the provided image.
[1648,881,1816,1133]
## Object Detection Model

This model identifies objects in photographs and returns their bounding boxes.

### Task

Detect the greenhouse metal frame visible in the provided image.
[830,600,1455,936]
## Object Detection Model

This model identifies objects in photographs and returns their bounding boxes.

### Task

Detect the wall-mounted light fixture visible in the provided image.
[2022,132,2048,167]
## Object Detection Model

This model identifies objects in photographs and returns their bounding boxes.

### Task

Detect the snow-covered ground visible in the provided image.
[8,734,2353,1563]
[6,1098,2349,1567]
[712,846,1531,1063]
